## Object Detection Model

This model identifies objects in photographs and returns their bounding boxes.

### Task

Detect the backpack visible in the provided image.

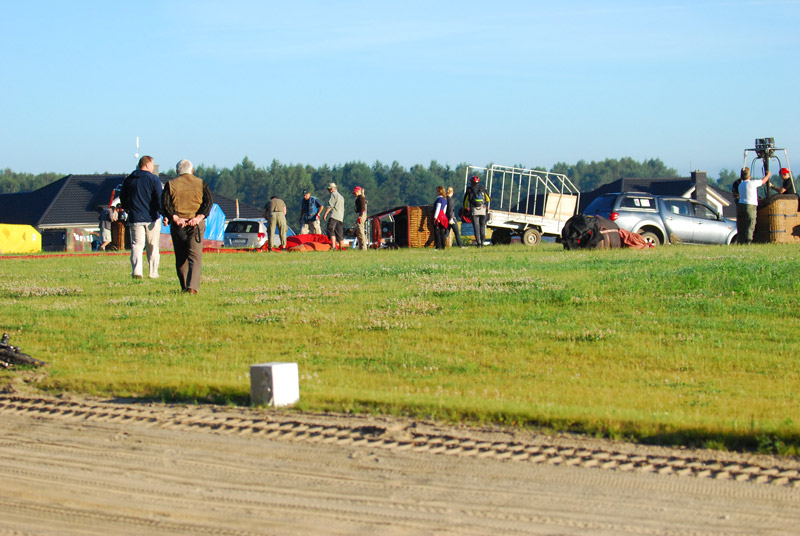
[469,186,487,208]
[561,214,620,250]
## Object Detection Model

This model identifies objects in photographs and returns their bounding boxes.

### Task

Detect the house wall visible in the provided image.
[40,227,100,252]
[684,187,729,219]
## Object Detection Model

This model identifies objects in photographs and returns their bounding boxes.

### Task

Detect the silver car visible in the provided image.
[223,218,268,248]
[584,193,738,246]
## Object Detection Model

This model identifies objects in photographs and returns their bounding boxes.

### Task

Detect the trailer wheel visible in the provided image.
[522,228,541,246]
[491,229,512,245]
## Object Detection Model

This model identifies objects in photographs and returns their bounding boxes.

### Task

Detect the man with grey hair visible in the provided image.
[161,159,213,294]
[120,155,163,278]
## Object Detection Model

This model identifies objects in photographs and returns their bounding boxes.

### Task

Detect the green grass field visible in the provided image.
[1,243,798,454]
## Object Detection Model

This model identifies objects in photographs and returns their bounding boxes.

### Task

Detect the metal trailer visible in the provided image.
[463,164,580,246]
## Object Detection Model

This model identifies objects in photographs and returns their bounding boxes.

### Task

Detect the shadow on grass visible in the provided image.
[109,386,250,408]
[308,398,800,457]
[548,420,800,457]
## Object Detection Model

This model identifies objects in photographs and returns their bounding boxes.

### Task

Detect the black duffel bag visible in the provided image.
[562,214,621,250]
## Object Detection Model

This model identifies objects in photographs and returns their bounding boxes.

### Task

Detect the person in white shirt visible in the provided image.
[736,167,771,244]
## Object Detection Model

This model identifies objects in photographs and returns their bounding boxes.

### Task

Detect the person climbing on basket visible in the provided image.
[770,168,796,195]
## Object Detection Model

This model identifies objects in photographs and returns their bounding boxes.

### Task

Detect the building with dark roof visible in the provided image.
[0,174,262,251]
[0,175,123,229]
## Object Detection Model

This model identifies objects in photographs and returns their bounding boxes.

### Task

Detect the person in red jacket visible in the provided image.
[432,186,449,250]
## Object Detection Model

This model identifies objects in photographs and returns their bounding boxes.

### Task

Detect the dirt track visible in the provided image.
[1,393,799,535]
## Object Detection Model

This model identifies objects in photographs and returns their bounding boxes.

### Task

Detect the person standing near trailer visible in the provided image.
[445,186,464,248]
[463,175,490,247]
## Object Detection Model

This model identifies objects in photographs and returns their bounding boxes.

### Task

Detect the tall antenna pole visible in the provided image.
[135,137,140,162]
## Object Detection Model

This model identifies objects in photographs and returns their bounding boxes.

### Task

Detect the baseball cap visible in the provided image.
[780,168,790,175]
[352,186,362,194]
[327,182,337,190]
[302,189,309,195]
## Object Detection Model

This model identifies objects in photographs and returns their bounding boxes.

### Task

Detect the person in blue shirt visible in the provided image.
[432,186,448,250]
[299,190,323,235]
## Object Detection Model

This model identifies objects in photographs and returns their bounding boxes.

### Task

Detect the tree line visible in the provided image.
[2,158,735,226]
[0,170,64,194]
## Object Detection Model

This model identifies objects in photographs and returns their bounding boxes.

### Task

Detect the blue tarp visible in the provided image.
[204,204,225,241]
[161,203,226,241]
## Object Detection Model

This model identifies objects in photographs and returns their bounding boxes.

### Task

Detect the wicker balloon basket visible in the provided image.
[110,221,130,250]
[408,205,435,248]
[754,195,800,244]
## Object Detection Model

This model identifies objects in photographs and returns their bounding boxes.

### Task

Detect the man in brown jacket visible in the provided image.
[161,159,213,294]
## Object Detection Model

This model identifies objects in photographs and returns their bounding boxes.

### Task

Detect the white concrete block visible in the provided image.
[250,362,299,407]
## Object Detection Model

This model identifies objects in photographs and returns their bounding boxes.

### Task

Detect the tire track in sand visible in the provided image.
[2,394,798,488]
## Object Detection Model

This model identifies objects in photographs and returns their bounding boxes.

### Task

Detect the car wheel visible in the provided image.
[639,231,661,246]
[491,229,512,245]
[522,228,542,246]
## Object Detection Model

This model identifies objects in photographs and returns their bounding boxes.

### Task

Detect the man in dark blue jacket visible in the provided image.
[120,156,163,279]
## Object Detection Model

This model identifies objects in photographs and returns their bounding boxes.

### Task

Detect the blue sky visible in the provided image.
[2,1,799,179]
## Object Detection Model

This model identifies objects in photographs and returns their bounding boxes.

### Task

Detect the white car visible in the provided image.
[223,218,268,248]
[223,218,296,248]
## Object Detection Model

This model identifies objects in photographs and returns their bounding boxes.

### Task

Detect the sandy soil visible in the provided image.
[1,387,798,535]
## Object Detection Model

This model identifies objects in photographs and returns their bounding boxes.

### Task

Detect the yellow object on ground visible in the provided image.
[0,224,42,254]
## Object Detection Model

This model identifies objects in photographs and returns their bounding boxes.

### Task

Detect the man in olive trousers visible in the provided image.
[161,159,213,294]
